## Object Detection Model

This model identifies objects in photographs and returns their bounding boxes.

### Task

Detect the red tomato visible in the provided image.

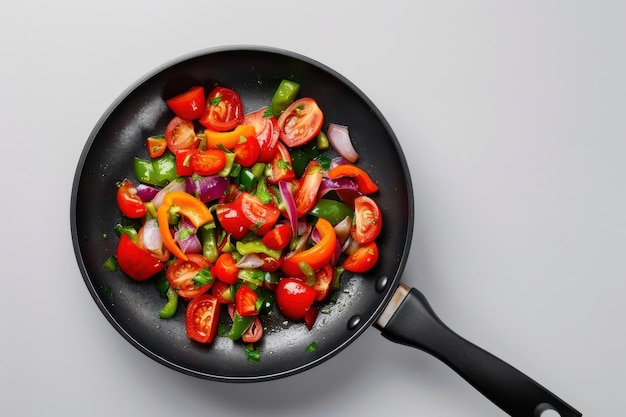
[211,281,234,304]
[116,233,165,280]
[166,254,213,299]
[165,116,198,153]
[215,199,248,240]
[312,264,334,302]
[185,294,220,343]
[351,195,383,244]
[275,278,316,321]
[116,178,147,219]
[235,285,259,317]
[261,223,293,251]
[233,135,261,167]
[266,141,295,185]
[239,192,281,235]
[146,136,167,158]
[199,86,244,131]
[294,160,323,218]
[277,97,324,147]
[303,306,319,330]
[191,149,227,176]
[175,148,199,176]
[213,252,240,285]
[165,86,206,120]
[243,107,280,163]
[343,241,379,273]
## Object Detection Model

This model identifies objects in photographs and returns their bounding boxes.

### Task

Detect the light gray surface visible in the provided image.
[1,1,623,416]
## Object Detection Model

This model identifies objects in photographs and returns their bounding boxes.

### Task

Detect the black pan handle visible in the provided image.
[375,284,581,417]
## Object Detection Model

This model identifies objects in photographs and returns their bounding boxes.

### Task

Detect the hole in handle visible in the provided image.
[535,403,561,417]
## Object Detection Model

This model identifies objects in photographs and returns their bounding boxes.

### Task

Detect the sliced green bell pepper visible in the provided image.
[309,199,354,226]
[133,152,178,186]
[270,79,300,117]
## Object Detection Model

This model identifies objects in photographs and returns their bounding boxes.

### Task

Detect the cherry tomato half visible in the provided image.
[116,233,165,281]
[275,278,316,321]
[343,241,379,273]
[351,195,383,244]
[146,136,167,158]
[191,149,227,176]
[233,135,261,167]
[277,97,324,147]
[166,254,213,299]
[239,192,281,236]
[262,223,293,251]
[116,178,147,219]
[212,252,240,285]
[312,264,334,302]
[185,294,220,343]
[294,160,323,218]
[199,86,244,131]
[165,116,198,153]
[165,86,206,120]
[243,107,280,163]
[235,285,259,317]
[266,141,295,185]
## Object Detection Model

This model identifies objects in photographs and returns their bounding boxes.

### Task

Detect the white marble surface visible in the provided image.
[2,1,623,415]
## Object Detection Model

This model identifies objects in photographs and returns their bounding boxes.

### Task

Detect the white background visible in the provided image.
[1,1,623,416]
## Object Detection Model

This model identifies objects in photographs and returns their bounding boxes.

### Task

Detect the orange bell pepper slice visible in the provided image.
[327,164,379,194]
[157,191,214,260]
[280,218,337,278]
[204,124,256,150]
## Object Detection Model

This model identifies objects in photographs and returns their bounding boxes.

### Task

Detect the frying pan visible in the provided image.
[71,46,581,417]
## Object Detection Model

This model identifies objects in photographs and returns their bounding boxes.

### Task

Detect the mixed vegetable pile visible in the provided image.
[106,79,383,359]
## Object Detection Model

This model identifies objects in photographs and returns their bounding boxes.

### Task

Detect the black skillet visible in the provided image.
[70,46,581,417]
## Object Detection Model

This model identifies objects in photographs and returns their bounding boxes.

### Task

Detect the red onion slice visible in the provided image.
[278,180,298,235]
[327,123,359,163]
[186,175,229,203]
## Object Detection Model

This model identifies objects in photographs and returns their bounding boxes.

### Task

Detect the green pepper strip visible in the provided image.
[159,287,179,319]
[200,225,219,263]
[309,199,355,226]
[114,224,138,243]
[103,256,117,272]
[227,312,254,340]
[270,79,300,117]
[218,151,236,177]
[316,131,329,150]
[236,239,282,260]
[298,261,316,286]
[237,269,265,287]
[238,162,265,191]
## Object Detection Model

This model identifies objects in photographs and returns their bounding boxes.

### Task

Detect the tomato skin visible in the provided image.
[116,233,165,280]
[116,178,147,219]
[185,294,220,343]
[233,135,261,167]
[213,252,240,285]
[351,195,383,244]
[277,97,324,147]
[199,86,244,131]
[166,254,213,299]
[275,278,316,321]
[165,86,206,120]
[262,223,293,251]
[191,149,227,176]
[343,241,379,273]
[215,199,248,240]
[243,107,280,163]
[235,285,259,317]
[165,116,198,153]
[294,160,323,218]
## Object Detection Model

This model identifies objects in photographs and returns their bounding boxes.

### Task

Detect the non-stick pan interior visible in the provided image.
[71,46,413,381]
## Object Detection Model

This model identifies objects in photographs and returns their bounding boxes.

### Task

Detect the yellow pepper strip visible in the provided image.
[157,192,214,260]
[204,124,256,150]
[280,218,337,279]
